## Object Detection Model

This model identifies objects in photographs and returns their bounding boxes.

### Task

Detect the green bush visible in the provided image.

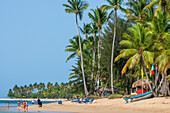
[88,95,103,99]
[73,93,85,98]
[108,94,123,99]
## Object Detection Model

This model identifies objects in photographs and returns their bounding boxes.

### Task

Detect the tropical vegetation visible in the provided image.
[8,0,170,98]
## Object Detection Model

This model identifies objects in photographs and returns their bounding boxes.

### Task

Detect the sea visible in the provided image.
[0,98,68,113]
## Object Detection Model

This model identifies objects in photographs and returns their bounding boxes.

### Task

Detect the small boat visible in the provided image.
[124,91,152,104]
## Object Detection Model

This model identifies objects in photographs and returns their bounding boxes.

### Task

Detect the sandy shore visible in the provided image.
[28,97,170,113]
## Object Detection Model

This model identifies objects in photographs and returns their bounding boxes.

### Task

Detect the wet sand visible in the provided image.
[28,97,170,113]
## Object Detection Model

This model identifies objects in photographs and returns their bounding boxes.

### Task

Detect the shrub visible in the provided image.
[88,95,103,99]
[108,94,123,99]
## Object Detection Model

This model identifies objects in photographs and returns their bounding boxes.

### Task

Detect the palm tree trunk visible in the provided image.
[111,8,117,94]
[154,71,160,89]
[167,81,170,95]
[97,28,101,89]
[96,28,101,88]
[156,75,164,94]
[165,72,168,96]
[75,14,89,96]
[92,33,96,79]
[140,53,157,96]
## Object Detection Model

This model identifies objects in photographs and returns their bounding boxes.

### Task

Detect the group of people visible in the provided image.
[17,101,28,111]
[7,98,42,112]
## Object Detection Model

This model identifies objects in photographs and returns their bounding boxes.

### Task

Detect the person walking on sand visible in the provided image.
[7,102,9,109]
[37,98,41,107]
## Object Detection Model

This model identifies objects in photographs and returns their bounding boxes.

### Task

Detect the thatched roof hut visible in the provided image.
[132,79,155,89]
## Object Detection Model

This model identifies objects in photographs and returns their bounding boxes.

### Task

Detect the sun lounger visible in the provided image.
[88,98,94,103]
[71,98,80,102]
[78,98,90,103]
[78,98,94,104]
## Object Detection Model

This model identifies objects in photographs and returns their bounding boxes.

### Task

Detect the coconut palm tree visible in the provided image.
[28,84,33,94]
[88,7,107,88]
[147,10,170,44]
[114,23,157,96]
[13,85,20,95]
[101,0,124,94]
[146,9,170,95]
[144,0,169,12]
[47,82,53,90]
[124,0,149,23]
[90,23,98,79]
[33,82,37,90]
[156,49,170,93]
[63,0,89,96]
[79,23,91,39]
[65,36,82,62]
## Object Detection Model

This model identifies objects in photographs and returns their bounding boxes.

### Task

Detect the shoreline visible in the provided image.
[28,97,170,113]
[0,98,66,101]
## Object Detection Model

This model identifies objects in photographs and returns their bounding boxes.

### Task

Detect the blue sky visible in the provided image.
[0,0,126,97]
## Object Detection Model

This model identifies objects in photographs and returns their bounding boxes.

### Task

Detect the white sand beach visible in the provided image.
[28,97,170,113]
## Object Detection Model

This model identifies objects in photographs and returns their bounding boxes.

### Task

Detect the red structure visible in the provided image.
[137,89,149,95]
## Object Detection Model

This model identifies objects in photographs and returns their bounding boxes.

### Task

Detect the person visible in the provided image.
[37,98,41,107]
[21,102,23,110]
[7,102,9,109]
[22,101,26,112]
[23,101,26,110]
[80,97,83,101]
[26,101,28,111]
[39,101,42,107]
[17,101,20,111]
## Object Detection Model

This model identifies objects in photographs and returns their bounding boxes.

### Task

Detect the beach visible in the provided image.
[28,97,170,113]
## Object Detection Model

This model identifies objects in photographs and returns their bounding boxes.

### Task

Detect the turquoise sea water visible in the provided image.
[0,100,69,113]
[0,100,58,107]
[0,107,69,113]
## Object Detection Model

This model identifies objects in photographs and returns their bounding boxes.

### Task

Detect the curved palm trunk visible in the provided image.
[140,53,157,96]
[111,8,117,94]
[96,28,101,89]
[154,71,160,89]
[75,14,89,96]
[92,33,96,79]
[165,72,168,96]
[156,74,164,94]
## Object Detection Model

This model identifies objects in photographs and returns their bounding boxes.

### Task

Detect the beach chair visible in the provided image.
[71,98,80,102]
[78,98,90,103]
[58,100,62,104]
[87,98,94,104]
[71,97,77,101]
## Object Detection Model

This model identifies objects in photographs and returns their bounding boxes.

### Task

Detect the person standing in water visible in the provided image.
[7,102,9,109]
[22,101,26,112]
[17,101,20,111]
[26,101,28,111]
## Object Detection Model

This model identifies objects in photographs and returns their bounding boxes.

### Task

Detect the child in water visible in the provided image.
[7,102,9,109]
